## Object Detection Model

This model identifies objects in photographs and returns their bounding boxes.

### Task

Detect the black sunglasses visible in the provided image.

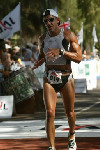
[43,17,56,24]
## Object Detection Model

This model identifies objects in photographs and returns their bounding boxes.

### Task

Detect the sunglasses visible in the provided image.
[43,17,56,24]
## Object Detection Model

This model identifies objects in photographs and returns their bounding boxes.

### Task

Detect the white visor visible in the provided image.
[43,9,58,17]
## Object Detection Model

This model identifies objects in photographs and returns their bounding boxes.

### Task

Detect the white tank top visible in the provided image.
[43,30,68,65]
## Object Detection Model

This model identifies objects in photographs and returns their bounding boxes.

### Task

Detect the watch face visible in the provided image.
[61,49,64,52]
[60,49,64,55]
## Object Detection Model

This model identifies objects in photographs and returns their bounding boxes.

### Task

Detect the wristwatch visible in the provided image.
[59,49,65,55]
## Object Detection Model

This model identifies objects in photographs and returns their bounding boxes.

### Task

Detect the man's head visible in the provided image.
[43,9,60,32]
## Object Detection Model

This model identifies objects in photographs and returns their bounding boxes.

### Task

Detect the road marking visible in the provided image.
[76,100,100,115]
[0,119,100,139]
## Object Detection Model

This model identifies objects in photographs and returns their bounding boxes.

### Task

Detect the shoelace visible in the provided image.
[68,139,75,148]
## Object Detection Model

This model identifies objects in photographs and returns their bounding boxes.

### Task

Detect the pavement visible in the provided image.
[0,88,100,149]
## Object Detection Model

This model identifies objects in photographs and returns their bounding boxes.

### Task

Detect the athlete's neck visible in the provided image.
[48,27,61,37]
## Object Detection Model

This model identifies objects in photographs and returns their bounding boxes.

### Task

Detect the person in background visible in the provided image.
[32,9,82,150]
[25,43,34,62]
[82,49,90,61]
[0,58,4,95]
[20,47,33,62]
[10,55,22,72]
[0,39,10,95]
[13,46,20,56]
[5,43,12,64]
[98,52,100,59]
[0,39,10,71]
[32,41,39,63]
[82,50,87,60]
[5,39,12,48]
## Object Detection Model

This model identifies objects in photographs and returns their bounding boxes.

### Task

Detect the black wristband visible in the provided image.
[59,49,65,55]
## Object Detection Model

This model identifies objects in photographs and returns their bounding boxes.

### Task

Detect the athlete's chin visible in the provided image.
[47,26,53,31]
[48,28,54,32]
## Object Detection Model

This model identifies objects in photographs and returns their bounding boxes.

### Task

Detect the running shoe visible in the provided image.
[68,138,77,150]
[68,132,77,150]
[48,147,55,150]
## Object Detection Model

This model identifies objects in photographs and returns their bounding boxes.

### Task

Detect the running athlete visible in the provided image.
[32,9,82,150]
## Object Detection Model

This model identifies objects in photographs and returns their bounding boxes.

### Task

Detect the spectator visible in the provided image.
[0,39,10,70]
[32,41,39,62]
[20,47,33,62]
[0,39,10,95]
[82,49,90,61]
[5,39,12,50]
[13,46,20,56]
[26,42,33,50]
[98,52,100,59]
[89,51,95,60]
[0,58,4,95]
[10,55,22,71]
[5,43,12,64]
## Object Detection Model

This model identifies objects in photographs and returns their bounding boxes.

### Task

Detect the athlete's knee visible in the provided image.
[66,111,75,118]
[46,109,55,117]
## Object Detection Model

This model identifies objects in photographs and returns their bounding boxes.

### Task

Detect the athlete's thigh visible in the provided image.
[43,77,57,110]
[60,78,75,113]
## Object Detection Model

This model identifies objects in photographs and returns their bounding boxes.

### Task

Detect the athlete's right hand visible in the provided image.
[32,58,45,70]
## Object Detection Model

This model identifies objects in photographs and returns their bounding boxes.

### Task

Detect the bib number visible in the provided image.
[47,70,62,84]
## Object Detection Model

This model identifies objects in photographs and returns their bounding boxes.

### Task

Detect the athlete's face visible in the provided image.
[43,15,59,32]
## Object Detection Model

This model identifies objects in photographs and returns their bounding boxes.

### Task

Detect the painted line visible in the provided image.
[76,100,100,115]
[57,130,100,133]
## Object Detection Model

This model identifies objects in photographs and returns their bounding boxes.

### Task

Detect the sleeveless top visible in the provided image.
[43,30,70,65]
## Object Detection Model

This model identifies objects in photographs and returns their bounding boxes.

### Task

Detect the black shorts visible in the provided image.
[49,74,73,92]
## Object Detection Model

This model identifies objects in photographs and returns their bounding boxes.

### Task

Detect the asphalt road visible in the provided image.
[0,88,100,149]
[30,87,100,120]
[2,87,99,122]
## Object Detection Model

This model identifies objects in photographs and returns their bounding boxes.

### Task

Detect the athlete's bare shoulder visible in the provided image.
[63,30,78,44]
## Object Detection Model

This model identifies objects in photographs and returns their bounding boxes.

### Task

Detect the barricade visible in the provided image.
[1,65,45,114]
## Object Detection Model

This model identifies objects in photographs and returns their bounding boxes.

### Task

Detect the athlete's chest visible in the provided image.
[43,31,64,53]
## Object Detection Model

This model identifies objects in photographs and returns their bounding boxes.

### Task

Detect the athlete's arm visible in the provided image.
[63,30,82,63]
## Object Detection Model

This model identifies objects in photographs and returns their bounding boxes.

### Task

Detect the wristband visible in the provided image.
[59,49,65,55]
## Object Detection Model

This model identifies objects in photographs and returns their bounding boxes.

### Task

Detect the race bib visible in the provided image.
[47,70,62,84]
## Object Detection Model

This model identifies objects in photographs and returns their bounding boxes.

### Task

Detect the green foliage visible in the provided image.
[58,0,81,33]
[77,0,100,51]
[0,0,100,51]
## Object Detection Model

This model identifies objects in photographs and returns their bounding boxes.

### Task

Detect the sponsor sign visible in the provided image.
[0,95,13,118]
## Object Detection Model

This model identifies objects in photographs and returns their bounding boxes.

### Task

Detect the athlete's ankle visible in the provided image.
[68,131,75,139]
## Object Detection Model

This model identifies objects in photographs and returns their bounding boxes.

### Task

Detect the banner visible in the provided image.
[77,22,83,45]
[0,95,13,118]
[0,3,20,40]
[71,60,97,90]
[92,24,98,43]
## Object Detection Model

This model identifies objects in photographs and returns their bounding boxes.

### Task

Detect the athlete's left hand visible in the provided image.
[45,48,60,62]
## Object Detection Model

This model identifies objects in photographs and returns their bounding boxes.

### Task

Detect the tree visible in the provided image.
[77,0,100,52]
[0,0,62,44]
[0,0,100,51]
